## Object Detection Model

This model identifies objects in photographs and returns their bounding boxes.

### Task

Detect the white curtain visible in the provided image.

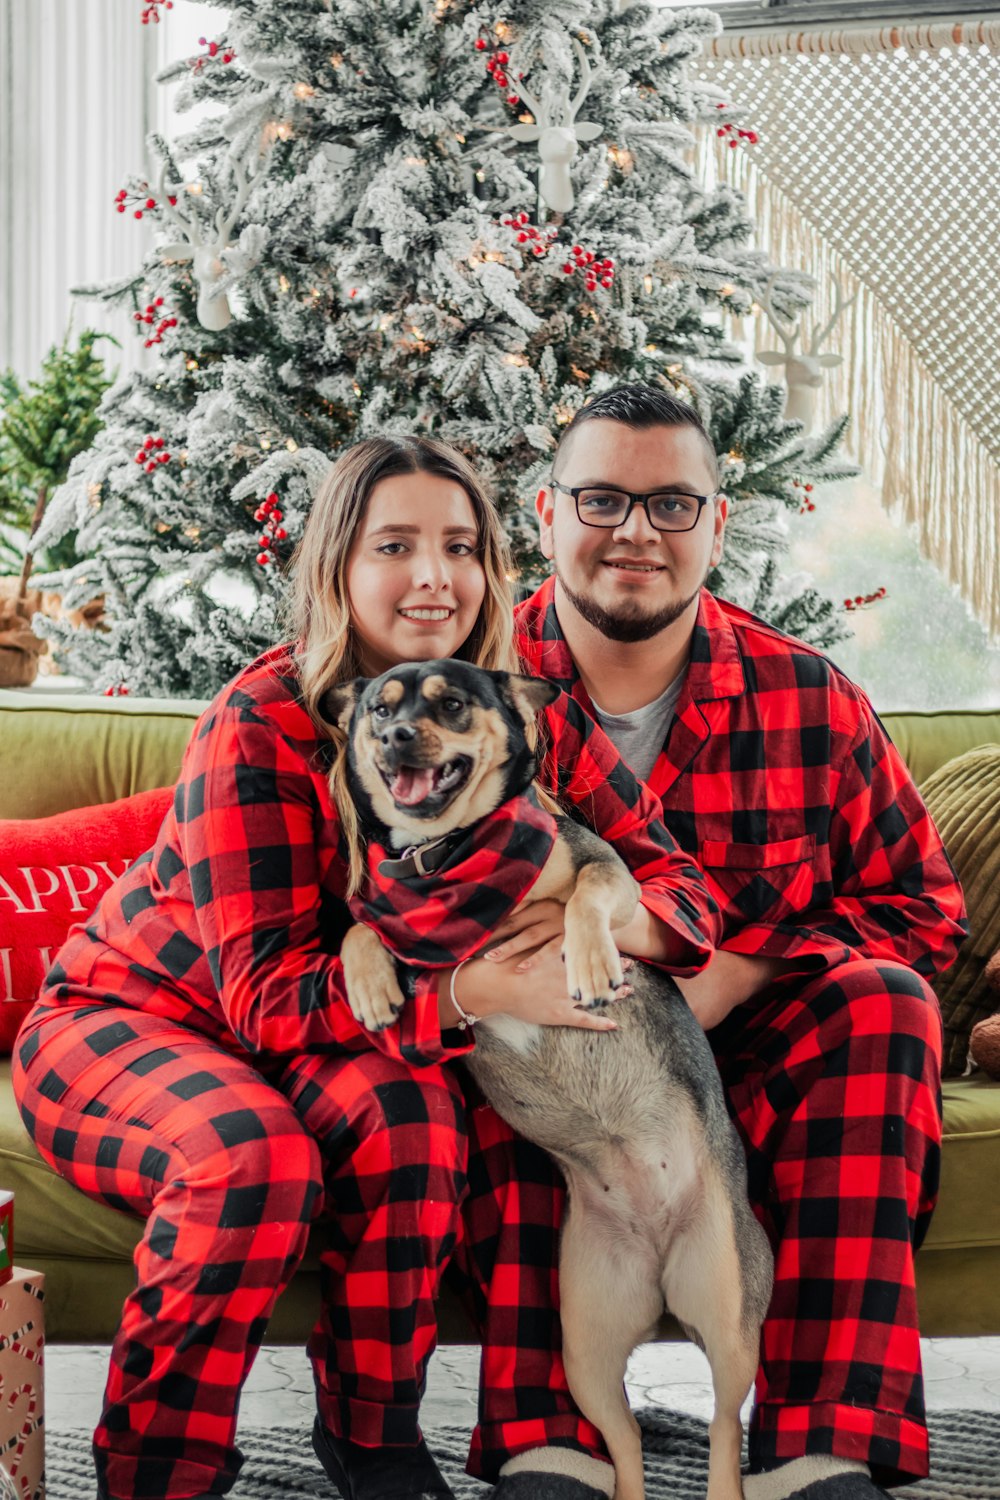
[0,0,158,380]
[0,0,223,384]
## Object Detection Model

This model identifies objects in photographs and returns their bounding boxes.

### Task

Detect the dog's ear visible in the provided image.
[496,672,561,727]
[322,679,368,732]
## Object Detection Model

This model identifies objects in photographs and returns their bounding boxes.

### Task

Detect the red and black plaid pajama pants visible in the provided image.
[13,1002,604,1500]
[709,955,943,1488]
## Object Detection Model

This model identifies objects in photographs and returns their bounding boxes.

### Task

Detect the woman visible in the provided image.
[13,437,720,1500]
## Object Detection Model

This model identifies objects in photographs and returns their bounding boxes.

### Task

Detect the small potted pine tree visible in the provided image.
[0,329,114,686]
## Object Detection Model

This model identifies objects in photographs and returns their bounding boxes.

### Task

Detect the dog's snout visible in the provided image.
[383,722,417,749]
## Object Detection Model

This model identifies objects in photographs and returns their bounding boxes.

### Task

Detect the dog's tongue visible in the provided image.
[390,767,437,806]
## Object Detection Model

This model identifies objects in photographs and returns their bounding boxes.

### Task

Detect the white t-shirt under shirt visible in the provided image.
[589,671,686,784]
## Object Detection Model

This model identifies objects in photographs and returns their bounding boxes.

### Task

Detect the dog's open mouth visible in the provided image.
[382,756,473,809]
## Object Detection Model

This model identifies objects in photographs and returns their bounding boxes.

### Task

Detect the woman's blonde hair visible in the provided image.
[287,435,546,893]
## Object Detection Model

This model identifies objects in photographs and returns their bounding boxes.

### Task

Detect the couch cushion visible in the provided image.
[923,1075,1000,1253]
[880,709,1000,788]
[0,691,203,819]
[920,745,1000,1075]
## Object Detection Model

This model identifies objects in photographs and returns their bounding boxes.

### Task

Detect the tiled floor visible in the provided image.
[47,1337,1000,1432]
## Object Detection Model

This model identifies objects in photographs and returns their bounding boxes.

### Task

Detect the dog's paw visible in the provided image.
[350,979,404,1032]
[342,924,406,1031]
[563,928,625,1009]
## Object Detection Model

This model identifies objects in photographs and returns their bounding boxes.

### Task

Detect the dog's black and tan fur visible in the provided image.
[326,661,773,1500]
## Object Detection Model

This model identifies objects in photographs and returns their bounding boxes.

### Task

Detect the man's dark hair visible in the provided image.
[553,383,719,487]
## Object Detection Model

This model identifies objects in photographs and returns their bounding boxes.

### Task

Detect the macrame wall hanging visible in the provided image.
[694,20,1000,639]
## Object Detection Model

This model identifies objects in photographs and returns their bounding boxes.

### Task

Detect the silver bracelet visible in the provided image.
[448,957,478,1030]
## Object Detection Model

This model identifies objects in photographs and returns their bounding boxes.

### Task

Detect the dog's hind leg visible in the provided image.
[558,1187,662,1500]
[660,1173,768,1500]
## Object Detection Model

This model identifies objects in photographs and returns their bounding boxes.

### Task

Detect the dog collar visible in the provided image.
[376,828,470,880]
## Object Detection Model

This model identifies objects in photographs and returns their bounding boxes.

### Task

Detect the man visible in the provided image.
[511,384,967,1500]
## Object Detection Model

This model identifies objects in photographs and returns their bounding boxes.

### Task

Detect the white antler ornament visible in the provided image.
[758,274,858,431]
[502,38,603,213]
[155,158,254,331]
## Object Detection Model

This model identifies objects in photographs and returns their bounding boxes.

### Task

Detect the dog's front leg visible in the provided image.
[563,855,639,1008]
[341,924,406,1031]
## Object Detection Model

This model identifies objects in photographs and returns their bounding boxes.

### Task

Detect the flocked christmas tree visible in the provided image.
[32,0,858,698]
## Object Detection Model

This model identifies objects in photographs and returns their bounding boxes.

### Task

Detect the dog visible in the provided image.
[325,660,773,1500]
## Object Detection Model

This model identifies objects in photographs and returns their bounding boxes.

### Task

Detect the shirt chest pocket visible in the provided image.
[699,833,817,927]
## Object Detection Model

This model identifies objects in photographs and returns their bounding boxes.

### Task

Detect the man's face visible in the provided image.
[536,420,727,642]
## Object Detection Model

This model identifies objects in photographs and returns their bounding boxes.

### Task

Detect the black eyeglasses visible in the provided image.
[550,479,715,533]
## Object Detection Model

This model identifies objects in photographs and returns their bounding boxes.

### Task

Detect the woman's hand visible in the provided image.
[441,945,628,1032]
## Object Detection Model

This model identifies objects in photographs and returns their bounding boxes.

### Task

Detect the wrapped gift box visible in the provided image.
[0,1266,45,1500]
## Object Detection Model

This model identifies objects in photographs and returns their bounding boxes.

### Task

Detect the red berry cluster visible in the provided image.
[791,478,816,513]
[141,1,173,23]
[104,684,130,696]
[190,36,235,71]
[114,184,177,219]
[502,212,558,258]
[473,35,524,109]
[134,435,172,474]
[714,103,758,148]
[562,244,615,291]
[254,493,287,566]
[501,214,615,292]
[844,587,887,612]
[133,297,178,348]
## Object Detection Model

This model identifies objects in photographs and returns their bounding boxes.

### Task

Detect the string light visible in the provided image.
[643,275,654,293]
[260,438,271,450]
[293,82,315,100]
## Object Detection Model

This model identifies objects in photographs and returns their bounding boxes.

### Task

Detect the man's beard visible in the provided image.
[556,563,703,643]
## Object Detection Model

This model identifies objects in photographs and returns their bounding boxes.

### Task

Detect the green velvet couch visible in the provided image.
[1,689,999,1343]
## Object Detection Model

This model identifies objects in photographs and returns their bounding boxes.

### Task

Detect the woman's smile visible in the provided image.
[346,471,486,675]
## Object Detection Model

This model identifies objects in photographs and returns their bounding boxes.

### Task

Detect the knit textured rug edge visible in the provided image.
[44,1407,1000,1498]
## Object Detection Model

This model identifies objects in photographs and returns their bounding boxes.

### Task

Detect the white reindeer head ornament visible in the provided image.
[502,38,602,213]
[156,159,253,331]
[758,275,858,431]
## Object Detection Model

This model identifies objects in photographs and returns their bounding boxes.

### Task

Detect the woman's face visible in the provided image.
[346,471,488,677]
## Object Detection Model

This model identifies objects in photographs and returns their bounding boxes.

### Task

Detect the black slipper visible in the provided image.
[490,1476,610,1500]
[312,1417,456,1500]
[784,1476,893,1499]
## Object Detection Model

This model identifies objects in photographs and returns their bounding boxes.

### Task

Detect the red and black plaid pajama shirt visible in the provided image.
[12,642,719,1500]
[516,577,967,1488]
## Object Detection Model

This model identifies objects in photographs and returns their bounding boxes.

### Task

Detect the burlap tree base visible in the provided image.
[0,583,46,688]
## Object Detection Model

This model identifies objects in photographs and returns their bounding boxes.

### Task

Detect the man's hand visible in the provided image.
[481,900,567,965]
[483,900,677,972]
[674,950,795,1031]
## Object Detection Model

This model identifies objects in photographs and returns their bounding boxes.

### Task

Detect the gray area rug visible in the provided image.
[46,1408,1000,1498]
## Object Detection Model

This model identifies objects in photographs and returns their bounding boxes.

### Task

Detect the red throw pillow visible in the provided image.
[0,787,174,1053]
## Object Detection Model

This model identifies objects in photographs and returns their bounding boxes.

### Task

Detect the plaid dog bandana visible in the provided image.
[350,787,559,968]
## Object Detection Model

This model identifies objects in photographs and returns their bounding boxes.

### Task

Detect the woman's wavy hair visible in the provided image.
[287,435,552,893]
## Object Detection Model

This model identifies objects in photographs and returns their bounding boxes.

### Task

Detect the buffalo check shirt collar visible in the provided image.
[519,576,745,721]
